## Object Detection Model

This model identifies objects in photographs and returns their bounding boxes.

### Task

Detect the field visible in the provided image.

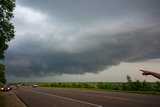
[39,76,160,94]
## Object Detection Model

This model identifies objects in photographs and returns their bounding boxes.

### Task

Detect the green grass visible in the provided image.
[17,75,160,95]
[0,92,5,107]
[40,85,160,95]
[39,78,160,95]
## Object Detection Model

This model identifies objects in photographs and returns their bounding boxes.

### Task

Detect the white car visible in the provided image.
[32,84,38,88]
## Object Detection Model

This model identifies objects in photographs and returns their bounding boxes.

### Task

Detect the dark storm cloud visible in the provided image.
[5,0,160,77]
[16,0,160,25]
[6,24,160,77]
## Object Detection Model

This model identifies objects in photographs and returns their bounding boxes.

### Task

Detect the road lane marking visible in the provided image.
[102,96,130,101]
[103,95,160,105]
[21,88,102,107]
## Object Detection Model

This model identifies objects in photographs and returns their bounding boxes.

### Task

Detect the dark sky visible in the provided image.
[4,0,160,80]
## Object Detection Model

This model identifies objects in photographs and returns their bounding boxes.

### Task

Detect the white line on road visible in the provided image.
[102,96,130,101]
[21,88,102,107]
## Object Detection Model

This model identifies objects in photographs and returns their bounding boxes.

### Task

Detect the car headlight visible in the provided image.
[1,88,4,90]
[7,87,10,90]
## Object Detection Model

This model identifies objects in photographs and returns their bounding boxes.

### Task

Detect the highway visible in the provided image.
[13,86,160,107]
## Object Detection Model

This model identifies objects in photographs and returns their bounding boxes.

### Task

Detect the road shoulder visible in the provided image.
[2,91,27,107]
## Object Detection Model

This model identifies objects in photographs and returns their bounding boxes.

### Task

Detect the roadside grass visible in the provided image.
[39,86,160,95]
[22,75,160,95]
[0,91,5,107]
[38,75,160,95]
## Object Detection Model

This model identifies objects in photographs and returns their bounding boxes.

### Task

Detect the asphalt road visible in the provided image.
[13,86,160,107]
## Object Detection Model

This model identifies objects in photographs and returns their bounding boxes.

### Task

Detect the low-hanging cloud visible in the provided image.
[4,0,160,77]
[5,20,160,77]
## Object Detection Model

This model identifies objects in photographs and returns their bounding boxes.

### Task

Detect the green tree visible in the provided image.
[126,75,134,90]
[0,64,5,84]
[0,0,16,83]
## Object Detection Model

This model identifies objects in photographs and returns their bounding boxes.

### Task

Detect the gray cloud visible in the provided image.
[17,0,160,25]
[5,0,160,77]
[6,23,160,77]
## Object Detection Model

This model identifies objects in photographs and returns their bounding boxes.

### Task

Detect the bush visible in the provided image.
[154,81,160,92]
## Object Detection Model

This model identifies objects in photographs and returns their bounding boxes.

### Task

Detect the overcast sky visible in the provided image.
[4,0,160,82]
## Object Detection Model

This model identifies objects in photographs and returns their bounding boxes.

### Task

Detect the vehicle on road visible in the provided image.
[1,85,12,91]
[32,84,38,88]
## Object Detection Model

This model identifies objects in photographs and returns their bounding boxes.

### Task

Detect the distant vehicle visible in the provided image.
[32,84,38,88]
[9,85,12,90]
[17,84,22,87]
[1,85,12,91]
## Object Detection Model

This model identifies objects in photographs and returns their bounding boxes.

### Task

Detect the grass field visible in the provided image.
[14,75,160,95]
[39,75,160,95]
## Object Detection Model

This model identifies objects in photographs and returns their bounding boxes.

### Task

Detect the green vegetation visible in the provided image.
[0,0,15,59]
[0,0,16,84]
[40,75,160,94]
[0,64,6,84]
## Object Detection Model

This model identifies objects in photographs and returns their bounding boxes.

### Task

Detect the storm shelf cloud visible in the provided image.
[4,0,160,78]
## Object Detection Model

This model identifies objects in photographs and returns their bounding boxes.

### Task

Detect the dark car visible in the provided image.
[1,85,12,91]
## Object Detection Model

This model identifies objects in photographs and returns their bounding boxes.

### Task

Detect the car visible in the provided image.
[32,84,38,88]
[9,85,12,90]
[1,85,12,91]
